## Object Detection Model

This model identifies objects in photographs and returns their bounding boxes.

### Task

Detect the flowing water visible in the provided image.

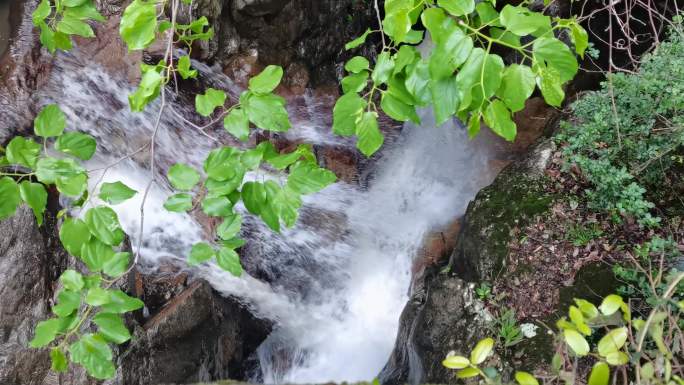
[35,46,504,383]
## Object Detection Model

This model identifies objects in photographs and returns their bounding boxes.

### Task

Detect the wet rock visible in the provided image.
[379,273,493,385]
[120,280,273,384]
[0,199,68,385]
[187,0,380,86]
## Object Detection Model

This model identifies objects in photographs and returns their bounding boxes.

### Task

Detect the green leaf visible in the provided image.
[483,99,516,141]
[431,76,460,126]
[438,0,475,17]
[99,290,143,313]
[38,22,57,53]
[62,0,88,6]
[470,337,494,364]
[272,186,302,227]
[30,318,64,348]
[203,147,242,182]
[177,55,198,79]
[569,305,592,335]
[167,163,200,191]
[69,333,115,379]
[342,71,369,94]
[63,1,105,22]
[537,66,564,107]
[249,65,283,94]
[119,0,157,51]
[243,92,291,132]
[394,45,420,75]
[345,28,372,50]
[60,270,85,291]
[216,247,243,276]
[599,294,624,316]
[429,27,473,79]
[102,252,130,278]
[381,92,419,124]
[55,172,87,197]
[129,66,163,112]
[405,60,431,106]
[86,286,110,306]
[55,131,97,160]
[18,181,47,225]
[497,64,535,112]
[574,298,599,319]
[287,161,337,194]
[81,238,115,272]
[533,37,578,83]
[570,22,589,58]
[56,14,94,37]
[99,181,137,205]
[442,355,470,369]
[456,49,504,111]
[34,104,66,137]
[54,30,73,51]
[605,351,629,365]
[217,213,242,240]
[372,52,395,84]
[188,242,215,266]
[261,180,283,232]
[345,56,370,73]
[164,193,194,212]
[201,196,233,217]
[53,289,81,317]
[383,9,411,43]
[515,371,539,385]
[467,111,481,138]
[563,329,590,356]
[333,93,365,136]
[32,0,51,25]
[35,157,84,184]
[6,137,41,168]
[50,348,68,372]
[223,108,250,141]
[93,312,131,344]
[85,206,125,246]
[0,177,21,220]
[500,5,551,35]
[457,367,480,379]
[195,88,227,117]
[476,3,502,27]
[597,327,628,357]
[241,181,267,215]
[355,111,383,157]
[60,217,91,257]
[240,147,264,172]
[588,362,610,385]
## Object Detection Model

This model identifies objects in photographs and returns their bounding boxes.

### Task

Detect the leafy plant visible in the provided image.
[336,0,586,156]
[566,222,603,247]
[444,288,684,384]
[556,23,684,227]
[31,0,105,53]
[476,281,492,300]
[495,308,524,348]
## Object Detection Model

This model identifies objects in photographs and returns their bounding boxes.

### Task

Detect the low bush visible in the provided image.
[556,23,684,227]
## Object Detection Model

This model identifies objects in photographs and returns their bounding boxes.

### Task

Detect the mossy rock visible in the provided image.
[450,140,556,282]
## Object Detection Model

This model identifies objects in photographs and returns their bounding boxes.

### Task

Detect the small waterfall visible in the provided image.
[36,45,504,383]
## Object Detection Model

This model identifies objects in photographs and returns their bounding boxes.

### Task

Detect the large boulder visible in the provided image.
[120,280,272,384]
[0,200,69,385]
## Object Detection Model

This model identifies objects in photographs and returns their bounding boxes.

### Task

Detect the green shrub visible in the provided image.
[556,25,684,227]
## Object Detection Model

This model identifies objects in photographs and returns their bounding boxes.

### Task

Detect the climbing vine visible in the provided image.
[0,0,588,379]
[337,0,587,155]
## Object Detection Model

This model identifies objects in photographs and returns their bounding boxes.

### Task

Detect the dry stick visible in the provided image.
[636,271,684,352]
[374,0,386,49]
